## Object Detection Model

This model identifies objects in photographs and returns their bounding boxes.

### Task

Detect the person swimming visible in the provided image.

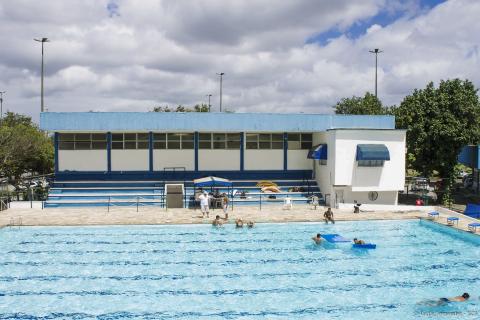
[312,233,322,245]
[212,215,223,227]
[235,218,244,228]
[420,293,470,306]
[247,221,254,228]
[353,238,365,245]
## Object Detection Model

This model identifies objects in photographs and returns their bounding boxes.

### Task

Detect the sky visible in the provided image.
[0,0,478,121]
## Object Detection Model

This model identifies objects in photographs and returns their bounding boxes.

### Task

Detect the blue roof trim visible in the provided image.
[308,144,328,160]
[40,112,395,132]
[356,144,390,161]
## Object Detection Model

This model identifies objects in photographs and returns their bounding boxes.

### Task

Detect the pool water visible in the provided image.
[0,220,479,319]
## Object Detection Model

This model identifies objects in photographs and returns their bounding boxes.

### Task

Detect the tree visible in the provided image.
[152,104,210,112]
[333,92,385,115]
[0,112,54,184]
[394,79,480,204]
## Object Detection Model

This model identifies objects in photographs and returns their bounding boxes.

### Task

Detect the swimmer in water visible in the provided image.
[247,221,254,228]
[235,218,244,228]
[212,215,223,227]
[420,293,470,306]
[353,238,365,245]
[312,233,322,245]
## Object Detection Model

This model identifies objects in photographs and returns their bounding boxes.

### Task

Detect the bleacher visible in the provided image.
[44,178,322,209]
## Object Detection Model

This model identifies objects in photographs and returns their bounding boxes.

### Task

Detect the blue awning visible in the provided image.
[193,176,232,187]
[356,144,390,161]
[308,144,328,160]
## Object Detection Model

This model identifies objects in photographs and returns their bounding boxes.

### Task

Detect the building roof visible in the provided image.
[40,112,395,132]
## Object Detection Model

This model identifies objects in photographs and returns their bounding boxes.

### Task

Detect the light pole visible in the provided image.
[0,91,5,119]
[216,72,224,112]
[34,37,50,112]
[369,48,383,97]
[206,94,212,112]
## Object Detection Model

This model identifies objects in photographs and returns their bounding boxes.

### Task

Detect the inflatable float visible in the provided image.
[352,243,377,249]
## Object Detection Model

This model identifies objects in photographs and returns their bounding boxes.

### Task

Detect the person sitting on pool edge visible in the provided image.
[353,238,365,245]
[312,233,322,245]
[212,215,223,227]
[235,218,244,228]
[324,207,335,224]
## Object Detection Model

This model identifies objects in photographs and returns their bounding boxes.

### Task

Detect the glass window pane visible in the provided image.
[271,134,283,141]
[59,142,75,150]
[92,142,107,149]
[91,133,106,141]
[168,141,181,149]
[288,133,300,141]
[227,133,241,141]
[213,141,226,149]
[112,142,123,149]
[213,133,225,141]
[124,141,136,149]
[112,133,123,141]
[182,133,194,141]
[301,133,312,142]
[153,141,166,149]
[167,133,181,141]
[227,141,240,149]
[199,133,211,140]
[259,134,270,141]
[153,133,166,141]
[75,142,91,150]
[137,141,149,149]
[246,142,258,149]
[199,141,211,149]
[75,133,90,141]
[137,133,149,140]
[259,141,271,149]
[288,141,301,149]
[301,142,312,149]
[59,133,75,141]
[124,133,136,141]
[272,142,283,149]
[182,141,194,149]
[246,134,258,142]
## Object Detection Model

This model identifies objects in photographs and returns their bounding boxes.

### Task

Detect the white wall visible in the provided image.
[153,150,194,171]
[59,150,107,171]
[244,150,283,170]
[199,150,240,170]
[111,150,149,171]
[313,132,334,205]
[287,150,311,170]
[342,189,398,205]
[330,130,406,192]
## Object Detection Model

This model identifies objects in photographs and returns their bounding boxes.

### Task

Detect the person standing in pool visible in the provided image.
[324,207,335,224]
[312,233,322,245]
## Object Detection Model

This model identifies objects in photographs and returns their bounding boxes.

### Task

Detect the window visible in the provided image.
[58,133,107,150]
[112,133,149,150]
[357,160,385,167]
[153,133,194,149]
[199,133,241,149]
[246,133,283,149]
[287,133,312,150]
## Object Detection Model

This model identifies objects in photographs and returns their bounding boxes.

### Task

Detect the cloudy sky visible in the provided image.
[0,0,478,121]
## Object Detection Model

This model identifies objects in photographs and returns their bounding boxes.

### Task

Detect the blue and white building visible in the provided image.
[40,112,406,206]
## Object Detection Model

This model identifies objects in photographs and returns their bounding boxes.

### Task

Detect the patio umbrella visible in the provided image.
[193,176,232,187]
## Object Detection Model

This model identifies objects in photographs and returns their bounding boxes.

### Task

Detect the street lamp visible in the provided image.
[34,37,50,113]
[216,72,224,112]
[0,91,5,119]
[206,94,212,112]
[369,48,383,97]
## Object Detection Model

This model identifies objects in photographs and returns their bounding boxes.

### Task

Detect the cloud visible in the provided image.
[0,0,478,121]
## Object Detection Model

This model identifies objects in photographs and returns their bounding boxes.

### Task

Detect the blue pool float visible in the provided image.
[352,243,377,249]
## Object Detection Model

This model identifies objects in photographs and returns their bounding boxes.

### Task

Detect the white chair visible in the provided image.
[283,197,293,210]
[310,195,319,210]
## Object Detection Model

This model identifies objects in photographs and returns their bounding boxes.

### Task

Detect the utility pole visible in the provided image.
[206,94,212,112]
[216,72,224,112]
[369,48,383,97]
[34,38,50,112]
[0,91,5,119]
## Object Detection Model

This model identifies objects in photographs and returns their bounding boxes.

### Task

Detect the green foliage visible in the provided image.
[394,79,480,202]
[152,104,210,112]
[0,112,54,183]
[333,92,386,115]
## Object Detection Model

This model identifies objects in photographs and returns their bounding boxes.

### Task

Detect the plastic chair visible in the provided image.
[283,197,293,210]
[310,195,319,210]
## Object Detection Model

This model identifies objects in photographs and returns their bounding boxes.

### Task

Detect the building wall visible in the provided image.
[331,130,405,192]
[244,150,284,170]
[342,189,398,205]
[313,132,334,205]
[287,150,311,170]
[199,150,240,171]
[111,150,149,171]
[58,150,107,171]
[153,150,195,171]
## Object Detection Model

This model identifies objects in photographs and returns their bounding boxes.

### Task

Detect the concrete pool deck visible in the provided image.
[1,204,478,234]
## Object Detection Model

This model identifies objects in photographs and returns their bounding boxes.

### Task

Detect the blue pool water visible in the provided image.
[0,220,479,319]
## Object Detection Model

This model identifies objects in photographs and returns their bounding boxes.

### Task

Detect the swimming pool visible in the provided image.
[0,220,479,319]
